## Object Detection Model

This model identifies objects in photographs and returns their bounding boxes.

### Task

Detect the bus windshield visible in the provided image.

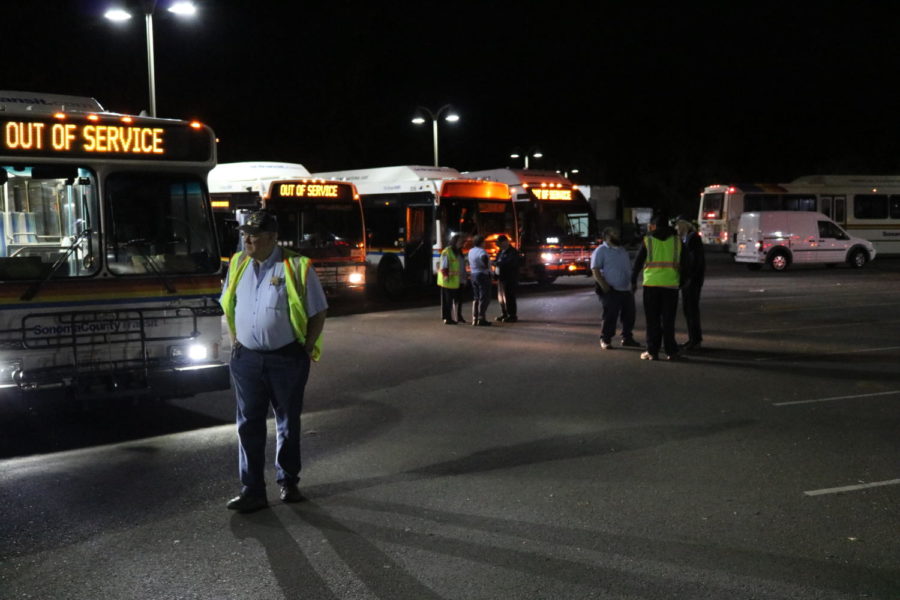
[0,165,100,281]
[538,202,597,244]
[105,173,219,275]
[442,198,515,240]
[273,202,364,259]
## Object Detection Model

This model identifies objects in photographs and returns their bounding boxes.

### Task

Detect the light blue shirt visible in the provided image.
[225,247,328,351]
[468,246,490,275]
[590,243,632,291]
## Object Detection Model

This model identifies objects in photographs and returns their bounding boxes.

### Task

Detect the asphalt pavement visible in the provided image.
[1,253,899,599]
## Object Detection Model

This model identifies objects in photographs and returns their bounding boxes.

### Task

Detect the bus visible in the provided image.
[698,175,900,255]
[312,165,513,297]
[208,162,366,296]
[0,91,228,401]
[464,169,598,284]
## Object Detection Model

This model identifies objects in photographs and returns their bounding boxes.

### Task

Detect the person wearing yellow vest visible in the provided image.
[438,233,467,324]
[220,210,327,513]
[631,212,687,361]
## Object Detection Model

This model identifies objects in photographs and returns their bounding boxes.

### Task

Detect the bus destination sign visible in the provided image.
[532,187,573,201]
[1,117,212,161]
[270,181,354,202]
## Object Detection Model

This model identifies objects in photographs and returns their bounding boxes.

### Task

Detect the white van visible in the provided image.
[735,211,876,271]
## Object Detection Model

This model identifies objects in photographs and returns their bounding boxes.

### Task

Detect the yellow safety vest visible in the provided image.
[437,247,461,289]
[642,235,681,289]
[220,248,324,361]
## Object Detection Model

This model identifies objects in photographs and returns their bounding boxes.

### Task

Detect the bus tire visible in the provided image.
[378,258,404,299]
[848,248,868,269]
[767,250,790,272]
[746,263,762,271]
[535,267,557,286]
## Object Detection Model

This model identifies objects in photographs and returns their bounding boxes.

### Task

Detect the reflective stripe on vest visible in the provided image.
[642,235,681,288]
[437,247,461,289]
[220,249,324,361]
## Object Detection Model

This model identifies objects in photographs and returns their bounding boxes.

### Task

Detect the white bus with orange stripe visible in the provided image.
[208,162,367,296]
[699,176,900,255]
[0,91,228,401]
[313,165,513,298]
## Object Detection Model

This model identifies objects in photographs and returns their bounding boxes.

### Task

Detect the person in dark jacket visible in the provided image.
[674,215,705,351]
[631,212,689,361]
[492,235,520,322]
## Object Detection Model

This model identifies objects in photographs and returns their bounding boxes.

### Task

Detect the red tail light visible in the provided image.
[704,211,719,219]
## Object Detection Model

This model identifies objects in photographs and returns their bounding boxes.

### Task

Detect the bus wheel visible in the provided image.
[768,251,790,272]
[747,264,762,271]
[378,260,404,299]
[536,267,557,286]
[848,249,868,268]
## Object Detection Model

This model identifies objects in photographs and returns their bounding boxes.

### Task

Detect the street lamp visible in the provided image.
[104,1,198,117]
[557,168,580,179]
[510,147,543,169]
[411,105,459,167]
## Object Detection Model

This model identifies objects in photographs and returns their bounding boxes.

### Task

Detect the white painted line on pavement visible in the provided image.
[754,345,900,362]
[772,390,900,407]
[804,479,900,496]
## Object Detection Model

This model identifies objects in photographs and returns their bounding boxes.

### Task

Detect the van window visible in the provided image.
[891,195,900,219]
[817,220,847,239]
[854,194,888,219]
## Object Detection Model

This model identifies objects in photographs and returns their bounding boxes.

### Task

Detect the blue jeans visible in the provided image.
[230,342,310,497]
[471,272,492,321]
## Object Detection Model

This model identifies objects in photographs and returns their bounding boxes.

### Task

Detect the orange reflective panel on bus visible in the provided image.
[440,180,510,200]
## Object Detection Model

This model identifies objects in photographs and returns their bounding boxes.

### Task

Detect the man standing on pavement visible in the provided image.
[438,233,467,325]
[591,226,640,350]
[674,215,705,351]
[631,212,687,361]
[468,234,493,326]
[219,210,328,513]
[493,234,519,323]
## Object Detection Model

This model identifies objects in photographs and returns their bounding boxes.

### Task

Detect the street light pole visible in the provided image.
[510,147,543,170]
[412,105,459,167]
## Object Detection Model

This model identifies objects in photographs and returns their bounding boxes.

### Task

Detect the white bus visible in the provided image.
[313,165,513,297]
[0,91,228,402]
[698,175,900,255]
[464,168,598,284]
[208,162,367,296]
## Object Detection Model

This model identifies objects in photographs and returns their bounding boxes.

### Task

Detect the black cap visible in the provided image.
[239,211,278,235]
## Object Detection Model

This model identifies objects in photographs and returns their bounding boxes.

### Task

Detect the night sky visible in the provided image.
[7,1,900,216]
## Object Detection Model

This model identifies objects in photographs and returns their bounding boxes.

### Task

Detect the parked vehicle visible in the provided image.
[734,211,876,271]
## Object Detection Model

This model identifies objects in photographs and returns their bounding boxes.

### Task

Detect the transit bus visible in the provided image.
[208,162,366,295]
[464,168,598,284]
[0,91,228,401]
[698,175,900,255]
[313,165,513,297]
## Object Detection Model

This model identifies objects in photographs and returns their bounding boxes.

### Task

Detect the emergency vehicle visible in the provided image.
[0,91,228,401]
[312,165,513,298]
[464,168,598,283]
[208,162,366,295]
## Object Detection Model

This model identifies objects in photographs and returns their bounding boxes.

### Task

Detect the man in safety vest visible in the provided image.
[220,210,327,512]
[438,233,467,324]
[631,212,688,361]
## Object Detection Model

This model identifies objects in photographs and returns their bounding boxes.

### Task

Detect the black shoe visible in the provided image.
[495,315,507,322]
[476,319,492,327]
[504,316,518,323]
[457,318,468,324]
[280,484,306,503]
[665,352,682,361]
[443,319,457,325]
[226,493,268,513]
[680,340,701,351]
[621,337,641,348]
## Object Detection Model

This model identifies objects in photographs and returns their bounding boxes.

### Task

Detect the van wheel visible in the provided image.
[746,264,762,271]
[848,249,868,269]
[768,251,790,272]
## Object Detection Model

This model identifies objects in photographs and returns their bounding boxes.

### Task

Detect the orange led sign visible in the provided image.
[268,180,355,203]
[4,120,165,154]
[532,188,573,201]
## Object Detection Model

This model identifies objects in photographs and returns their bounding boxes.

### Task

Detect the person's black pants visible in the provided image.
[599,289,635,342]
[497,278,517,319]
[440,286,461,321]
[643,287,679,357]
[681,282,703,344]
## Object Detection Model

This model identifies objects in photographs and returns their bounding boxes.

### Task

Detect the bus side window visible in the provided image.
[820,197,832,218]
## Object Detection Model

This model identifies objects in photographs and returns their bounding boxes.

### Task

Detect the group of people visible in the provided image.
[438,233,519,326]
[591,213,705,361]
[218,209,704,514]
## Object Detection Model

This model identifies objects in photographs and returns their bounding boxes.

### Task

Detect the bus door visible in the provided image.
[404,203,434,284]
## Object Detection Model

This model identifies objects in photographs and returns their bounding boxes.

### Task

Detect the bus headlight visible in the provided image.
[348,271,364,285]
[540,252,558,263]
[0,359,22,386]
[169,343,213,362]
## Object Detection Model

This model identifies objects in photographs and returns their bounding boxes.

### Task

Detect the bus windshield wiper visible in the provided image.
[124,238,177,294]
[21,229,93,301]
